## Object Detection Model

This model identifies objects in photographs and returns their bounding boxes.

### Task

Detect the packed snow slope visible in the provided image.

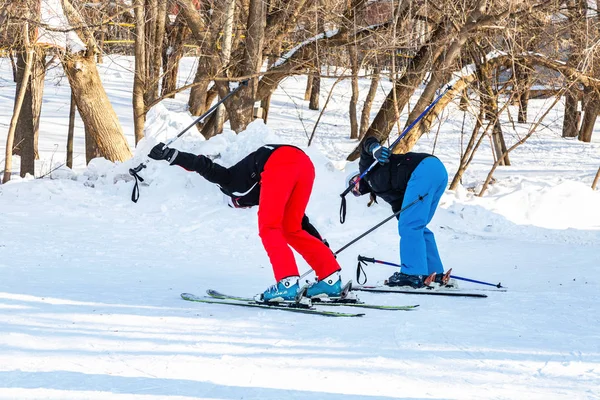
[0,56,599,399]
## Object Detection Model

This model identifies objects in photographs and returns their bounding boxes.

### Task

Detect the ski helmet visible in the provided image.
[345,171,362,197]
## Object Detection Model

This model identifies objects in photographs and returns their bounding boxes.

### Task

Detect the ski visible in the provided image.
[206,289,419,311]
[352,285,488,298]
[181,292,365,317]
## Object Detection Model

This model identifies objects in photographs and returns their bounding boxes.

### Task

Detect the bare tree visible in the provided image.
[13,47,46,177]
[592,166,600,190]
[348,44,360,139]
[360,71,380,139]
[132,0,146,145]
[3,19,33,183]
[479,92,564,196]
[161,15,189,99]
[67,90,76,169]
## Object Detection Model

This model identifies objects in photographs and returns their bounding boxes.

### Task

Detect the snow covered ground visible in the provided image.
[0,56,599,399]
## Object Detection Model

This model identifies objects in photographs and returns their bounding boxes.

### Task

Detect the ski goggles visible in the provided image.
[348,174,361,197]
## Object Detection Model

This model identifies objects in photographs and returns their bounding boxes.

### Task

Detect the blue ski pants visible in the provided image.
[398,156,448,276]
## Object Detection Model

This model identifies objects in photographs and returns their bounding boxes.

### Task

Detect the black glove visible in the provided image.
[148,143,178,164]
[368,142,391,164]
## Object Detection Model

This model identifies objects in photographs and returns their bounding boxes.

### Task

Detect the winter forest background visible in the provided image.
[1,0,599,399]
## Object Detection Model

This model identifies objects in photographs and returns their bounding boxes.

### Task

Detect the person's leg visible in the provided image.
[423,158,448,275]
[280,149,341,281]
[258,149,300,282]
[397,162,436,276]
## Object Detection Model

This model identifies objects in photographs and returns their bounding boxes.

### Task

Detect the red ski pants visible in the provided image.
[258,146,341,282]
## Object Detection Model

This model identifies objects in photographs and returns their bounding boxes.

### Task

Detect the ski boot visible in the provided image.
[386,272,436,288]
[306,271,343,299]
[257,276,300,302]
[433,268,455,287]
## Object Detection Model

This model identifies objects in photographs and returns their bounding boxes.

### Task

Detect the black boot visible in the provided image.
[386,272,425,289]
[433,269,453,287]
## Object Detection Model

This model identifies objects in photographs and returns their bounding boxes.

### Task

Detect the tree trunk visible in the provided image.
[67,90,76,169]
[178,0,217,120]
[492,118,510,166]
[153,0,168,97]
[459,88,469,111]
[161,19,188,99]
[14,47,45,177]
[214,0,236,136]
[515,64,531,123]
[226,0,266,132]
[3,47,33,183]
[309,73,320,110]
[205,86,218,113]
[348,45,359,139]
[449,108,486,190]
[260,51,280,124]
[578,87,599,142]
[97,25,105,64]
[261,94,272,123]
[359,67,380,140]
[63,54,132,163]
[85,124,100,164]
[563,0,584,138]
[517,89,530,123]
[562,91,580,138]
[133,0,146,145]
[188,64,211,116]
[143,0,167,106]
[592,166,600,190]
[480,64,510,166]
[308,77,344,146]
[304,73,314,100]
[10,51,17,82]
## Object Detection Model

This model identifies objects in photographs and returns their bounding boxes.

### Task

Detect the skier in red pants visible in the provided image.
[149,143,343,302]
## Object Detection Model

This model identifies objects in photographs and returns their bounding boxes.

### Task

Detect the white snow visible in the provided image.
[273,29,340,68]
[36,0,87,53]
[0,55,599,399]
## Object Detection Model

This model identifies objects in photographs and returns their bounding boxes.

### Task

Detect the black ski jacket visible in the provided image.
[357,137,433,213]
[171,144,325,241]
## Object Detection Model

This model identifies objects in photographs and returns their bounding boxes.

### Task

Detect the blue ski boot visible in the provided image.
[306,271,343,299]
[258,276,300,302]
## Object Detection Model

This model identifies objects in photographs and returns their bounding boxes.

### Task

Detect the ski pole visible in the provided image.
[299,193,427,281]
[340,84,452,223]
[357,255,504,288]
[129,80,249,202]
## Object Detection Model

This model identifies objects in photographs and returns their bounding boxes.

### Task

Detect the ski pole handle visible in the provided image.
[357,255,375,263]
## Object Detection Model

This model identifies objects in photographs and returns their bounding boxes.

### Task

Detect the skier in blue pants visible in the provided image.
[347,137,449,288]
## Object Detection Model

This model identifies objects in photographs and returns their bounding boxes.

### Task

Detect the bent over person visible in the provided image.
[149,142,343,302]
[348,137,449,288]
